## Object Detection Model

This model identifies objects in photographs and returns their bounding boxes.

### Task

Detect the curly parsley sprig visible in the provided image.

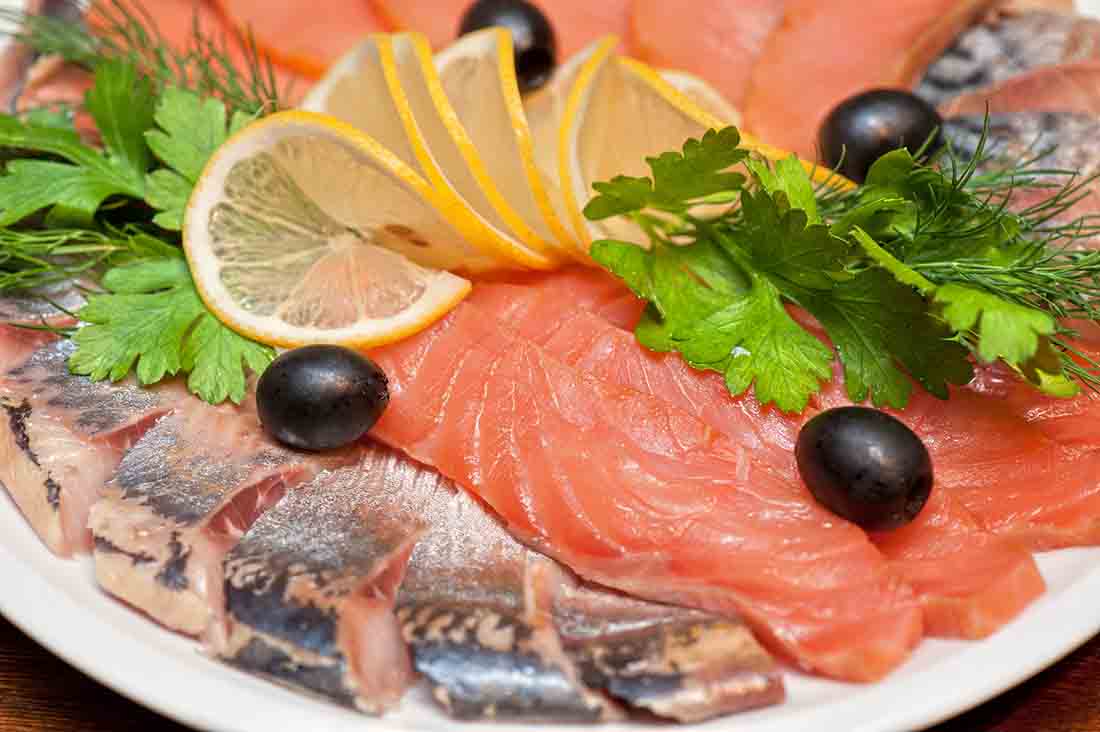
[0,50,274,404]
[585,126,1100,413]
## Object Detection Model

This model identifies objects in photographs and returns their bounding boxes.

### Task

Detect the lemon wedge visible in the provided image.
[300,34,553,272]
[183,110,471,348]
[429,28,573,258]
[657,68,741,126]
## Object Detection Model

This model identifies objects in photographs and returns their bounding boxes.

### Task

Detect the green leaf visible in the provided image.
[182,312,275,404]
[747,155,820,224]
[733,187,846,291]
[590,238,658,300]
[0,160,134,226]
[0,82,150,225]
[934,283,1056,365]
[68,258,275,404]
[796,269,973,406]
[674,271,833,412]
[583,126,747,219]
[143,87,247,230]
[144,169,192,230]
[85,58,156,183]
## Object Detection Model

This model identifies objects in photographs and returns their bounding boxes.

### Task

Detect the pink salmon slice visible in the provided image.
[367,301,923,683]
[469,273,1047,639]
[91,394,356,640]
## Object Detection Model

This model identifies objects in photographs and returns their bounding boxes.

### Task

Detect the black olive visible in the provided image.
[795,406,933,531]
[818,89,943,183]
[458,0,556,94]
[256,345,389,451]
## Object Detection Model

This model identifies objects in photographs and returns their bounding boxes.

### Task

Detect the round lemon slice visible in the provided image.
[184,110,472,348]
[428,28,573,258]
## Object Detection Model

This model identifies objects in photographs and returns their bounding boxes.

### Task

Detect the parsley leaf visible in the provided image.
[69,259,275,404]
[584,126,747,219]
[0,60,155,226]
[144,88,253,230]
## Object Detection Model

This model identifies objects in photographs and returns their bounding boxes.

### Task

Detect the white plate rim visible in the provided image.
[3,1,1100,731]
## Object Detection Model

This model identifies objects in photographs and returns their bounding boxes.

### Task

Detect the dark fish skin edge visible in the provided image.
[398,601,609,723]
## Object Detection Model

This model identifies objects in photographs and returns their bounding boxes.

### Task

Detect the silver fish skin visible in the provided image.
[917,10,1100,107]
[393,451,781,723]
[552,579,784,722]
[943,112,1100,230]
[221,445,424,715]
[394,466,617,723]
[0,282,85,328]
[0,332,182,556]
[91,395,354,641]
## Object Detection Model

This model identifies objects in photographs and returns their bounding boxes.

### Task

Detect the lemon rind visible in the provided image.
[378,33,556,271]
[183,109,473,348]
[413,30,565,262]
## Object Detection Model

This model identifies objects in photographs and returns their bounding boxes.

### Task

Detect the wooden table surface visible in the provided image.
[1,615,1098,732]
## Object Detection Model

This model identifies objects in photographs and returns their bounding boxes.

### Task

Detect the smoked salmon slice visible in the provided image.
[630,0,784,108]
[470,273,1046,639]
[743,0,996,159]
[212,0,388,79]
[368,301,923,682]
[371,0,631,58]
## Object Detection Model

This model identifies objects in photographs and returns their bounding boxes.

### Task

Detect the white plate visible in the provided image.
[4,1,1100,731]
[2,483,1100,732]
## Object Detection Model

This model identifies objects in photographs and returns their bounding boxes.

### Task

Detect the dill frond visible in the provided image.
[0,0,283,115]
[0,224,178,291]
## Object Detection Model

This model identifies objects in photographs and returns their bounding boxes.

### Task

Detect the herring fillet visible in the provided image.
[368,301,923,682]
[0,332,183,556]
[221,444,606,719]
[90,395,356,640]
[471,272,1048,639]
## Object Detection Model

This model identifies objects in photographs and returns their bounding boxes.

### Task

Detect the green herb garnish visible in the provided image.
[586,126,1100,412]
[0,8,277,405]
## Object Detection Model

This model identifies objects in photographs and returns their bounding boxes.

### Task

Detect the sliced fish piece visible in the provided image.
[0,282,84,327]
[0,333,183,556]
[393,468,617,722]
[918,10,1100,107]
[551,575,784,722]
[943,112,1100,226]
[91,395,354,639]
[221,446,424,715]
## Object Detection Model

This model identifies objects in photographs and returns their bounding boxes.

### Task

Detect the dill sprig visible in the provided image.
[0,224,179,291]
[0,0,283,115]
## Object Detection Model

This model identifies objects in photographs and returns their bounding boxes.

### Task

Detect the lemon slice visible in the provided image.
[428,28,573,258]
[658,69,741,126]
[380,32,556,270]
[300,35,551,272]
[525,36,619,258]
[184,110,472,348]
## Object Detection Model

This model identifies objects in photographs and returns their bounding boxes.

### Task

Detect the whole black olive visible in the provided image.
[256,345,389,451]
[818,89,943,183]
[459,0,556,93]
[795,406,933,531]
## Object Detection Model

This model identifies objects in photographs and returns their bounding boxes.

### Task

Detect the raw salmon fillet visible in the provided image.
[368,302,923,682]
[630,0,784,108]
[372,0,631,58]
[212,0,388,79]
[471,272,1046,638]
[743,0,996,159]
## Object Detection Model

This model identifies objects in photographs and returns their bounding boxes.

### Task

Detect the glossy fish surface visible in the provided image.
[918,10,1100,107]
[0,332,183,556]
[91,395,354,639]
